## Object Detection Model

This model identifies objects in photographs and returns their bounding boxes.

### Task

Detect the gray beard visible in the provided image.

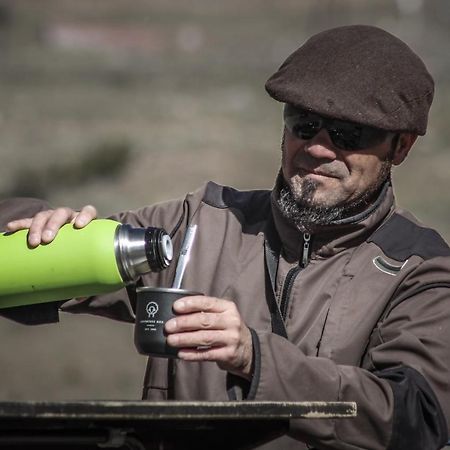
[277,175,390,234]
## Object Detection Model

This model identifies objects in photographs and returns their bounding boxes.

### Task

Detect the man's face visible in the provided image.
[281,125,394,210]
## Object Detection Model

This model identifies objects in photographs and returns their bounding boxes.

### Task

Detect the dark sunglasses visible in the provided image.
[283,104,391,150]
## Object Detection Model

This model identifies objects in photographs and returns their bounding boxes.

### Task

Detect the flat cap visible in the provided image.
[265,25,434,135]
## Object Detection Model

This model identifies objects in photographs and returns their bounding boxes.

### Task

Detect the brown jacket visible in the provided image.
[62,177,450,449]
[1,180,450,449]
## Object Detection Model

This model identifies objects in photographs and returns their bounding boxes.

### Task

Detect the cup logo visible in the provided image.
[146,301,159,318]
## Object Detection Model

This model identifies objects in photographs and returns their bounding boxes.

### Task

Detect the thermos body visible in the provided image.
[0,219,173,309]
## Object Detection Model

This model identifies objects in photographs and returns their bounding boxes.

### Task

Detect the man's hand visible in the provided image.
[6,205,97,247]
[165,295,254,380]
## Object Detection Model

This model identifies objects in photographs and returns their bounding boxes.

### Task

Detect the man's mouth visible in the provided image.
[298,166,341,179]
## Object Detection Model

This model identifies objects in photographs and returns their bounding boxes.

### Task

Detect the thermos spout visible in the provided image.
[115,225,173,283]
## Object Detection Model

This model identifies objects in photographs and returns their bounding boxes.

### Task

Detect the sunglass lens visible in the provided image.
[284,106,323,140]
[328,125,361,150]
[328,122,389,150]
[358,127,390,149]
[293,119,322,140]
[283,104,389,150]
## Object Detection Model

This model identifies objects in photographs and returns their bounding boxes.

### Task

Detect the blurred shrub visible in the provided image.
[4,139,132,199]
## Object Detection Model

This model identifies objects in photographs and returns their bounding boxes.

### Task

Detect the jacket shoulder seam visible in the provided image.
[200,181,272,225]
[368,213,450,261]
[201,181,228,209]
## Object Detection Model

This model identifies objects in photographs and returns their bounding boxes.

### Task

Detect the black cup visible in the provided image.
[134,287,201,358]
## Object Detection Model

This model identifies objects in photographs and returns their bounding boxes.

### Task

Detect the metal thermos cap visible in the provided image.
[114,224,173,283]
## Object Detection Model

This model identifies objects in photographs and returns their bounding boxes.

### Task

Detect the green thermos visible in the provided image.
[0,219,173,309]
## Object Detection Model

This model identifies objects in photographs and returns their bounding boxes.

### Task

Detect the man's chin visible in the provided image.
[289,176,340,202]
[290,189,341,210]
[277,184,347,233]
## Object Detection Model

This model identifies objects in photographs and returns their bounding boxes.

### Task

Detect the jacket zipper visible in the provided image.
[279,233,311,320]
[301,233,311,268]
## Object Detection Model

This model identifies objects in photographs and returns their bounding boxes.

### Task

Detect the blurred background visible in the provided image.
[0,0,449,400]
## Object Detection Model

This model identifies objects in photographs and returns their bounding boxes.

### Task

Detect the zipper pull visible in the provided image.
[301,233,311,268]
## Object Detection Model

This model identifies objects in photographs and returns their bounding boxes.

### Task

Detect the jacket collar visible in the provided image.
[270,172,396,262]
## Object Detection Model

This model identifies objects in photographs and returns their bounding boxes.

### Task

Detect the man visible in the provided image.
[4,25,450,449]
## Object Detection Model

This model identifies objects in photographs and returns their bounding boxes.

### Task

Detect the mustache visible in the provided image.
[295,153,346,179]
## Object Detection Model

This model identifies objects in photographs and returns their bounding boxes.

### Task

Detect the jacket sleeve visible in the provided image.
[247,264,450,450]
[0,197,52,226]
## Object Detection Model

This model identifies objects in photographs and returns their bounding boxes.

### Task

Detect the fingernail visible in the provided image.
[43,230,54,240]
[165,319,177,332]
[175,300,185,311]
[166,334,179,346]
[76,217,87,227]
[29,234,39,246]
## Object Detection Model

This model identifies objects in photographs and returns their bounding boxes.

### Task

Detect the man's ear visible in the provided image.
[392,133,418,165]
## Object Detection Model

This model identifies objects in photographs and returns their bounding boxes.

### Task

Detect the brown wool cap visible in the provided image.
[265,25,434,135]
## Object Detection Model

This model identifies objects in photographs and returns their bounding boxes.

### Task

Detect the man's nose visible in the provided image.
[303,128,338,161]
